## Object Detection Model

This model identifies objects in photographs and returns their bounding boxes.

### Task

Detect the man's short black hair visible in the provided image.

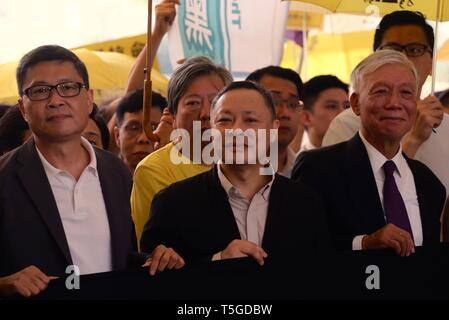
[373,10,434,52]
[246,66,303,99]
[211,80,276,120]
[16,45,90,96]
[115,89,167,127]
[89,104,110,150]
[0,105,29,155]
[302,75,349,112]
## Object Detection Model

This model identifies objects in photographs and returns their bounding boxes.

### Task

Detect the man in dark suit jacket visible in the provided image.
[292,50,446,256]
[0,139,135,274]
[0,45,137,297]
[140,81,330,275]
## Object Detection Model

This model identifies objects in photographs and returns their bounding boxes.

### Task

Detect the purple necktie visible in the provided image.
[382,160,414,238]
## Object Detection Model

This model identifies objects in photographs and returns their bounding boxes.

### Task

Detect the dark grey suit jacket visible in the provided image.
[292,134,446,251]
[140,166,331,263]
[0,138,136,277]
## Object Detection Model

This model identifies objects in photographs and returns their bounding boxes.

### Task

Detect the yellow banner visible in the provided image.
[73,34,147,58]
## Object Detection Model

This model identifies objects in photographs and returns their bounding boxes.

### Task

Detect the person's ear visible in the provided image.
[86,89,94,115]
[18,99,29,123]
[299,109,312,127]
[272,118,280,129]
[350,92,361,116]
[113,126,120,147]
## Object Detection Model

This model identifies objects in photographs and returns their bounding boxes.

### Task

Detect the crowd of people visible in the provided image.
[0,0,448,298]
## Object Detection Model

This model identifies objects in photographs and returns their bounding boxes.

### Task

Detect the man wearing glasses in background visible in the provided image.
[246,66,303,178]
[114,89,166,173]
[0,45,139,297]
[323,11,449,204]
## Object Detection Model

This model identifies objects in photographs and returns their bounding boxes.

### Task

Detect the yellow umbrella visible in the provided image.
[0,48,168,105]
[281,30,374,83]
[287,0,449,92]
[438,39,449,60]
[287,0,449,21]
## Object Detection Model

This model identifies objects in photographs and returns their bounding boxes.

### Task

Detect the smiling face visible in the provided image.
[18,60,93,143]
[211,88,279,165]
[351,63,417,146]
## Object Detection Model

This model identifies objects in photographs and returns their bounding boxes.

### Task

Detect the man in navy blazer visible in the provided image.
[0,45,137,297]
[292,50,446,256]
[140,81,330,275]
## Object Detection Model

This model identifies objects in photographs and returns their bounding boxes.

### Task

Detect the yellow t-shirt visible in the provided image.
[131,142,211,248]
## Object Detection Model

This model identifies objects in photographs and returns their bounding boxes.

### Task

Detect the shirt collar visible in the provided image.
[358,131,405,177]
[217,163,275,200]
[299,130,317,154]
[279,147,296,178]
[35,137,98,178]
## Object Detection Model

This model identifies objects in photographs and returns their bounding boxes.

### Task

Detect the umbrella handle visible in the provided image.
[143,78,159,142]
[143,0,159,142]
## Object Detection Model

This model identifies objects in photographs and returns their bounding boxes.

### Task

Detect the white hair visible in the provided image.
[350,50,419,93]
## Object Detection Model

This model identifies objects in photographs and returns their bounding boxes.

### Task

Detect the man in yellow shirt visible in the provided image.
[131,56,232,244]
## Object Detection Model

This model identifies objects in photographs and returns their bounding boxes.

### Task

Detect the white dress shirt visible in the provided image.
[217,164,274,247]
[323,109,449,196]
[322,108,360,147]
[298,130,317,155]
[278,147,297,178]
[36,137,112,275]
[352,132,423,250]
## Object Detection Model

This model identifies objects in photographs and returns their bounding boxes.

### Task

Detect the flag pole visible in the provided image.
[143,0,159,141]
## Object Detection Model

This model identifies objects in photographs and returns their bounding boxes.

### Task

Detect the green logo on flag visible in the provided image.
[178,0,229,66]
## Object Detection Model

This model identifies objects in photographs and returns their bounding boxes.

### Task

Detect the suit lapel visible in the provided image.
[261,175,283,250]
[16,139,72,264]
[405,158,431,244]
[95,150,124,268]
[207,167,241,241]
[344,134,386,232]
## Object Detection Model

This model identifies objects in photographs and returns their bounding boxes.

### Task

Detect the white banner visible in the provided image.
[167,0,290,79]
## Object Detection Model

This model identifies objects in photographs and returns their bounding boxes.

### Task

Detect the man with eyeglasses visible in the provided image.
[114,89,166,172]
[246,66,303,178]
[322,10,448,206]
[0,45,140,297]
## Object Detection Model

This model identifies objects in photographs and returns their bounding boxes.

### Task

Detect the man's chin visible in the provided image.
[131,152,149,164]
[277,137,293,150]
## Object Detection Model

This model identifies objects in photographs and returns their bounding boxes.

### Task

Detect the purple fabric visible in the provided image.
[382,160,414,238]
[285,30,304,47]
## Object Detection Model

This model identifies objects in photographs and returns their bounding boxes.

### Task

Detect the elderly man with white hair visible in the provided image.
[292,50,446,257]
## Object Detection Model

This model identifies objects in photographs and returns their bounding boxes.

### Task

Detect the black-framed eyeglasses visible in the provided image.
[378,43,432,57]
[271,93,303,110]
[23,81,88,101]
[121,121,157,136]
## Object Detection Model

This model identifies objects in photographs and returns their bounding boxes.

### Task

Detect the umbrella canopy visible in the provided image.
[281,30,374,82]
[438,39,449,60]
[0,48,168,105]
[287,0,449,21]
[288,0,449,92]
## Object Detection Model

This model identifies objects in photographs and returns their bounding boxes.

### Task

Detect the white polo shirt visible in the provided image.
[36,137,112,275]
